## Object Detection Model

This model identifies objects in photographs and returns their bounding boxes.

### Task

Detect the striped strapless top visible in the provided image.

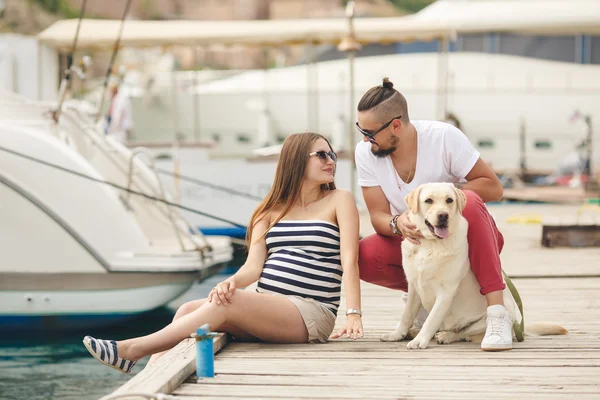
[256,220,342,315]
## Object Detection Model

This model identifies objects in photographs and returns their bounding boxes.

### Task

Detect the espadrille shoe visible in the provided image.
[83,336,137,373]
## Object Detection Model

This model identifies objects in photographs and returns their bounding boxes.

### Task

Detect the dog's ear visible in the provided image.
[404,186,422,214]
[454,186,467,213]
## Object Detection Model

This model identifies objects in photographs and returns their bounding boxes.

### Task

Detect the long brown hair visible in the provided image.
[246,132,336,245]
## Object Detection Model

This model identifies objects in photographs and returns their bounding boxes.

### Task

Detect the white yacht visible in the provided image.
[0,90,234,331]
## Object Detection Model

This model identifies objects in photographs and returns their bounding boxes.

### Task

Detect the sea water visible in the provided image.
[0,273,231,400]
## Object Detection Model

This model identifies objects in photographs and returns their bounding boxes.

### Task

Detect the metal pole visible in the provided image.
[171,61,179,142]
[337,0,361,201]
[519,117,527,180]
[313,48,320,134]
[585,115,592,177]
[305,41,315,132]
[348,50,356,200]
[584,115,596,192]
[193,47,200,142]
[436,36,449,121]
[94,0,133,124]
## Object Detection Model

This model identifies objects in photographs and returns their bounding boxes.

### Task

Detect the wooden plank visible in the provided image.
[209,358,599,368]
[187,373,600,383]
[172,396,600,400]
[100,333,228,400]
[541,224,600,247]
[502,187,591,203]
[174,382,600,397]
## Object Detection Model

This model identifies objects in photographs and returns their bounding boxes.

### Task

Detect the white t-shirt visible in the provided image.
[355,120,480,214]
[107,91,133,143]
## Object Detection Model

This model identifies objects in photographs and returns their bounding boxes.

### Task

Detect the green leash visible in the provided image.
[502,269,525,342]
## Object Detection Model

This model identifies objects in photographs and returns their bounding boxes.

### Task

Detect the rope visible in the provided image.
[0,146,247,229]
[95,0,134,123]
[502,269,525,342]
[53,0,87,122]
[67,0,87,81]
[156,169,263,201]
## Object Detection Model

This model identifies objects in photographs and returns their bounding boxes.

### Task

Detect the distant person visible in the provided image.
[444,111,462,132]
[105,84,133,144]
[83,132,364,373]
[354,78,513,351]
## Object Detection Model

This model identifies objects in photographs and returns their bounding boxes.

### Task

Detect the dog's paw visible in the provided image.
[407,327,421,339]
[380,329,407,342]
[435,331,461,345]
[406,336,430,350]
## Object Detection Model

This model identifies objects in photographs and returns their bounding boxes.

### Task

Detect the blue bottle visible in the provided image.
[192,323,218,379]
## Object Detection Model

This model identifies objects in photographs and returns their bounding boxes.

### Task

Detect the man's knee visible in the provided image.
[358,236,380,272]
[462,190,485,220]
[358,234,401,272]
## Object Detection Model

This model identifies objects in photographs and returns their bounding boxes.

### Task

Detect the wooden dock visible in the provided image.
[502,186,599,204]
[103,204,600,400]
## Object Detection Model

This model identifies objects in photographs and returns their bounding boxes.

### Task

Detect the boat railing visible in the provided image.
[58,106,213,255]
[126,147,186,251]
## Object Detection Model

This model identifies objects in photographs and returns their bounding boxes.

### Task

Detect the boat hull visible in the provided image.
[0,267,224,331]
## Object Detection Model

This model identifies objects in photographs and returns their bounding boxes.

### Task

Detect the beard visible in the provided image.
[370,135,398,158]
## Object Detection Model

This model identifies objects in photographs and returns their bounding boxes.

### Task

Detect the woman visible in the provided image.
[83,132,364,373]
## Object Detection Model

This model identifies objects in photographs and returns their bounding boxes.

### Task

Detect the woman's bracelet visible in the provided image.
[346,308,362,317]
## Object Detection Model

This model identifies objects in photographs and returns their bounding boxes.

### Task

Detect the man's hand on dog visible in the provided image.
[398,211,423,244]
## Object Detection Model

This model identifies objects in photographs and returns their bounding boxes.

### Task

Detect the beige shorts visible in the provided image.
[286,295,337,343]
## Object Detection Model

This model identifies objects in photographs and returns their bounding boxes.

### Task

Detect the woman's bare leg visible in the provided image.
[146,297,259,366]
[147,298,206,366]
[119,290,308,361]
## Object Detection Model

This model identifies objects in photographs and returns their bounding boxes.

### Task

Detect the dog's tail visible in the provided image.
[525,322,568,336]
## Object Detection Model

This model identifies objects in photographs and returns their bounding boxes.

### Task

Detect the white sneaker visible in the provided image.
[481,305,513,351]
[402,292,428,329]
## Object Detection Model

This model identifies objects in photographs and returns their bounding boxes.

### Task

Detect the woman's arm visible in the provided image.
[331,190,363,340]
[211,215,270,305]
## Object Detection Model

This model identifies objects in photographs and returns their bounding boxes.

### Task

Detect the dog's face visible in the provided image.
[404,182,467,240]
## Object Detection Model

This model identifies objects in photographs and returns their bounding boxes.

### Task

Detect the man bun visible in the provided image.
[382,77,394,90]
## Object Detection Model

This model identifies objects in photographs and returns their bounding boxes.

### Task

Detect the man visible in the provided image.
[105,84,133,144]
[355,77,511,351]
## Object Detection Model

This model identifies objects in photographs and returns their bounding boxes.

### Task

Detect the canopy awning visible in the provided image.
[37,16,454,53]
[37,0,600,53]
[412,0,600,35]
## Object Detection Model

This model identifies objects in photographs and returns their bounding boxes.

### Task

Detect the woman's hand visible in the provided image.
[208,279,236,306]
[397,211,423,245]
[331,314,364,340]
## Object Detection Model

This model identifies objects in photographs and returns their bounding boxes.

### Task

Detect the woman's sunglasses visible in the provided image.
[309,150,337,163]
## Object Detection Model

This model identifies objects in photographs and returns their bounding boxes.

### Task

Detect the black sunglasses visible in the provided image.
[356,115,403,141]
[309,150,337,163]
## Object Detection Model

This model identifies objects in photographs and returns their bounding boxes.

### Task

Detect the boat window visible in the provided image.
[534,140,552,150]
[498,34,576,63]
[237,134,250,143]
[477,139,495,149]
[592,36,600,64]
[396,40,440,54]
[458,34,486,52]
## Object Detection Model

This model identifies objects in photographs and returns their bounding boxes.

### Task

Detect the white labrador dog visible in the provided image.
[381,182,566,349]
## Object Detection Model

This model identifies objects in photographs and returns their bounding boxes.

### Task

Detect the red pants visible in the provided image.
[358,190,505,295]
